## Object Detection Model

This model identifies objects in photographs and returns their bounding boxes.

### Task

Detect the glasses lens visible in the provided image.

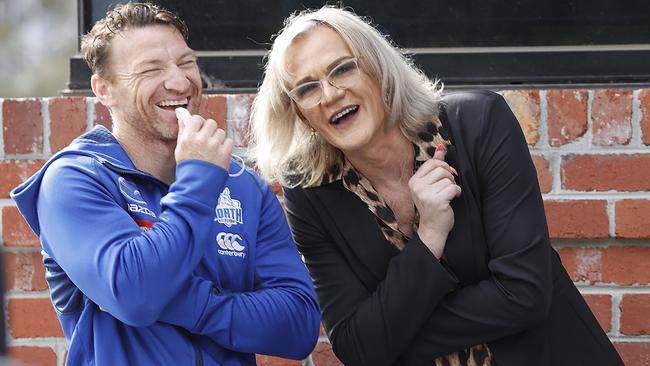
[289,81,322,108]
[329,58,359,89]
[287,58,359,109]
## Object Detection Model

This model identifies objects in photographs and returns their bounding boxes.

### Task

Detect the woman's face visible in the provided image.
[285,26,388,154]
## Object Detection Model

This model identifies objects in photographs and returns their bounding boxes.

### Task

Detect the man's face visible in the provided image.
[104,24,202,142]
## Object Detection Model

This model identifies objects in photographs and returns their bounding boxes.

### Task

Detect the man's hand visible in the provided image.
[175,108,234,171]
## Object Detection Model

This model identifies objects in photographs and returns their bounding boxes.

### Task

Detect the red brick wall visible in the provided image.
[1,89,649,365]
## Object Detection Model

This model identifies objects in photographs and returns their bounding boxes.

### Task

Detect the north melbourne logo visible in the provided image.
[216,232,245,258]
[214,188,243,227]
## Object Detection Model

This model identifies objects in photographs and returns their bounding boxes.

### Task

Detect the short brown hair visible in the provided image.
[80,2,188,78]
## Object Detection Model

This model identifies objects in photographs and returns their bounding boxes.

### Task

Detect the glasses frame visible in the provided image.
[287,57,360,109]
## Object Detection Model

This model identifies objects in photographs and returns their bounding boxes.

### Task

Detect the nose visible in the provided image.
[320,79,344,106]
[164,65,191,92]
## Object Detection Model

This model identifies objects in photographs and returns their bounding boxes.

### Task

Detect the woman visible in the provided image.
[251,7,623,366]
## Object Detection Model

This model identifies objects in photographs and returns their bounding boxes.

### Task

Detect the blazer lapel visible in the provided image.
[313,183,399,282]
[442,121,484,284]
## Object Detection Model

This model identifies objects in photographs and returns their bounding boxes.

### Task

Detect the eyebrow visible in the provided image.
[294,55,354,86]
[178,50,197,61]
[133,51,196,69]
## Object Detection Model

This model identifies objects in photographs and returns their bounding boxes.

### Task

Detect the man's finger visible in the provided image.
[199,119,218,137]
[175,107,191,123]
[175,107,191,137]
[177,115,185,135]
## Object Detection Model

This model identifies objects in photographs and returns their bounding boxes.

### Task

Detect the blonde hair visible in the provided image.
[250,6,442,188]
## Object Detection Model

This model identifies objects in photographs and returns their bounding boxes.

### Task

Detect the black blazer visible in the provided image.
[284,91,623,366]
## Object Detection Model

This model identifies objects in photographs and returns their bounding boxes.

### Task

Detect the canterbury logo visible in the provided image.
[217,233,244,251]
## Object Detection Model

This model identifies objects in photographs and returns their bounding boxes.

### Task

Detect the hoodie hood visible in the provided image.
[11,126,139,236]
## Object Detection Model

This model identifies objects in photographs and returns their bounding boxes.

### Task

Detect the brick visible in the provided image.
[556,247,602,283]
[620,294,650,335]
[592,89,632,146]
[3,251,47,291]
[8,346,57,366]
[531,155,552,193]
[640,89,650,145]
[94,100,112,130]
[614,342,650,366]
[255,355,301,366]
[311,342,344,366]
[3,99,43,154]
[7,298,64,338]
[544,200,608,239]
[601,247,650,285]
[582,294,612,332]
[49,96,87,153]
[0,159,44,198]
[2,206,39,247]
[199,94,227,130]
[616,200,650,238]
[226,94,255,148]
[546,89,588,146]
[561,154,650,191]
[500,90,540,145]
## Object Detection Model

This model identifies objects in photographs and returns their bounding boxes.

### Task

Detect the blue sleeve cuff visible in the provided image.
[171,160,229,206]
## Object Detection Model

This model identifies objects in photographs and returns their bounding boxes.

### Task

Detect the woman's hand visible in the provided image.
[408,145,461,258]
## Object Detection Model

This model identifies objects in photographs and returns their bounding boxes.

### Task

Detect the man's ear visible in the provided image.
[91,74,114,107]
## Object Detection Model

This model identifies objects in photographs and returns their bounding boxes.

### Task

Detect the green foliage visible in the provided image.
[0,0,77,97]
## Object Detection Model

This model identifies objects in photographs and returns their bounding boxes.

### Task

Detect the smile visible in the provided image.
[156,98,189,111]
[330,105,359,125]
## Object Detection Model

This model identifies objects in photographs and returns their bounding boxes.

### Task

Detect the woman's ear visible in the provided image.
[91,74,114,107]
[295,107,309,126]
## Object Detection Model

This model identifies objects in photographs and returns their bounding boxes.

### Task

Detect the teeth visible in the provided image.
[332,106,358,122]
[158,98,188,107]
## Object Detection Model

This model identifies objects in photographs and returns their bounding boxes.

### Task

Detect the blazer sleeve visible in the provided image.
[284,186,458,366]
[398,92,553,363]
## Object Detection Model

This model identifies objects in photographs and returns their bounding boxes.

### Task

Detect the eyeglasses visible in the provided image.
[287,57,360,109]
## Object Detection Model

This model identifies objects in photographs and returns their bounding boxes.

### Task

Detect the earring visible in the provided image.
[309,127,317,141]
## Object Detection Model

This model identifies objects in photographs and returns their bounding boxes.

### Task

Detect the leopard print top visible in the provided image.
[318,118,493,366]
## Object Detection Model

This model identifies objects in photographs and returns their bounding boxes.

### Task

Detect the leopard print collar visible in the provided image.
[319,118,448,250]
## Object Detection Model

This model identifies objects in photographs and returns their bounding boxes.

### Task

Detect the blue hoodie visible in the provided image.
[11,126,320,365]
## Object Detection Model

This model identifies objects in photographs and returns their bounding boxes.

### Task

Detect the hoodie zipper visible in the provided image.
[104,160,204,365]
[179,329,204,366]
[192,339,204,366]
[101,160,170,190]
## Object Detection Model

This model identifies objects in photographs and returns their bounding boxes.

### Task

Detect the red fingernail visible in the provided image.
[450,167,459,176]
[435,144,446,152]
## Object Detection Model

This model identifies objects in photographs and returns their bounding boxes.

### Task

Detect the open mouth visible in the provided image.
[330,105,359,125]
[156,98,189,112]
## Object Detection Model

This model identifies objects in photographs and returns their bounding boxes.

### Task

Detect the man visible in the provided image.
[11,3,320,365]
